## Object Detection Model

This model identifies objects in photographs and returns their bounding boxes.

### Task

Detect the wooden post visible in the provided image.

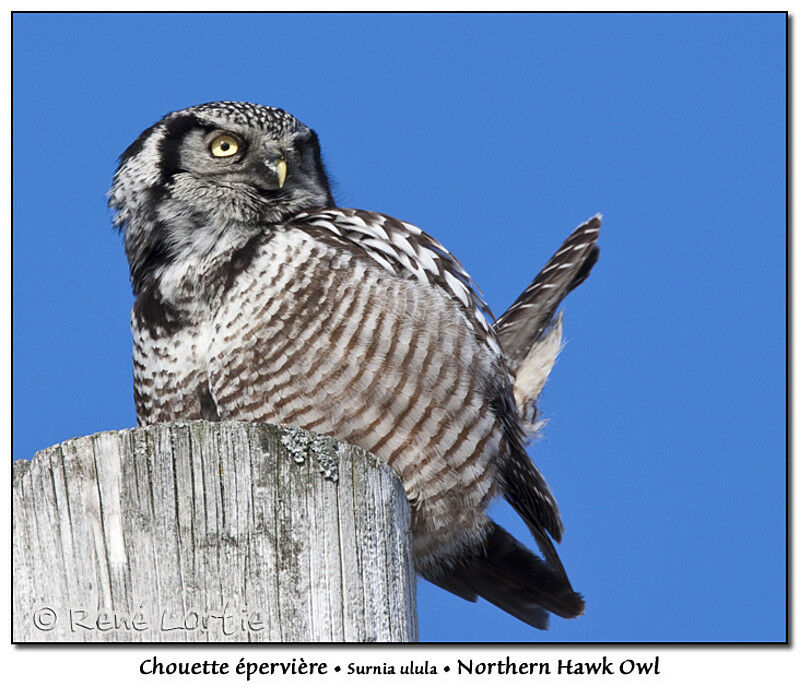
[12,421,417,642]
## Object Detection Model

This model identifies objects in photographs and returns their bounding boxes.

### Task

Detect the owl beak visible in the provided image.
[261,155,287,190]
[275,158,287,188]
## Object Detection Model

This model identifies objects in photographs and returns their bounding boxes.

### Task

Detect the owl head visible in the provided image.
[109,101,334,292]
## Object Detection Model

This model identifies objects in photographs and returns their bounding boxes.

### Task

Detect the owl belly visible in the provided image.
[208,232,505,570]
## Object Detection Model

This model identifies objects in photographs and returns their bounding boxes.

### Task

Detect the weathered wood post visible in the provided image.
[13,421,417,642]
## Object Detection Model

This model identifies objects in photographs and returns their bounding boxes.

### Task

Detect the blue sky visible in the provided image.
[12,13,786,642]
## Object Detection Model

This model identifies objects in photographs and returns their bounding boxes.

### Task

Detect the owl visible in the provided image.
[109,101,599,630]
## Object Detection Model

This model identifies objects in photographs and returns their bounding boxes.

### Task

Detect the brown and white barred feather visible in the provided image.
[495,216,601,437]
[290,208,500,355]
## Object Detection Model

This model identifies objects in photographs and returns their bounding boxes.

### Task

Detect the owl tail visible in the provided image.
[493,215,600,439]
[425,521,584,630]
[494,215,601,373]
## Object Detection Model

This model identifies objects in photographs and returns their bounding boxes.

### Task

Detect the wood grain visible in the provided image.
[12,421,417,642]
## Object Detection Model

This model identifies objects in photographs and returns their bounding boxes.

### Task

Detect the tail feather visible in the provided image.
[502,443,565,544]
[425,522,584,630]
[495,215,601,373]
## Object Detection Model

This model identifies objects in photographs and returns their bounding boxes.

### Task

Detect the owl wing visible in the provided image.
[288,208,501,354]
[271,209,569,542]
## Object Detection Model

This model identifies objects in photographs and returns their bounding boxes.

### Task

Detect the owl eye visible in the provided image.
[210,134,239,158]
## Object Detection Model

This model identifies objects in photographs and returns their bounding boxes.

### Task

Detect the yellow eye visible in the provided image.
[210,134,239,158]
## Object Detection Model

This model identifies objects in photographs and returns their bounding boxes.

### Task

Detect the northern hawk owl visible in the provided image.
[109,101,599,629]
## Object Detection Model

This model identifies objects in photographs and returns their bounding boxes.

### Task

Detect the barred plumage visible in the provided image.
[495,215,601,371]
[496,216,601,436]
[111,102,598,629]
